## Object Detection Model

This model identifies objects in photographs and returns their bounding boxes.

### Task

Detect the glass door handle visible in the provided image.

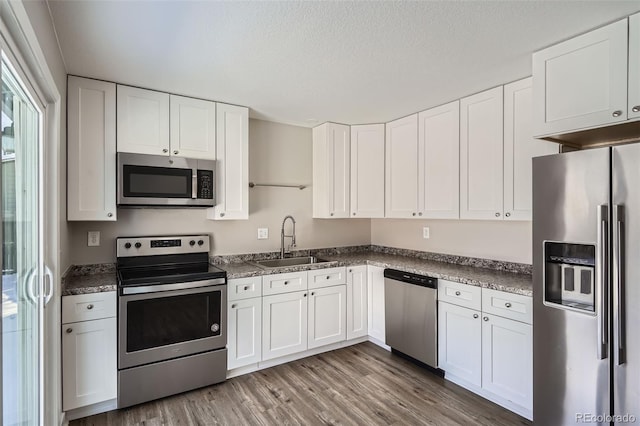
[43,265,54,306]
[25,269,38,305]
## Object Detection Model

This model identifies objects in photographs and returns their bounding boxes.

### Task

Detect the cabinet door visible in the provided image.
[532,18,628,136]
[481,313,532,411]
[308,285,346,349]
[438,302,482,387]
[209,103,249,220]
[312,123,350,218]
[350,124,385,218]
[367,266,385,342]
[169,95,216,160]
[346,266,368,340]
[420,101,460,219]
[504,78,559,221]
[228,298,261,370]
[62,318,117,410]
[262,291,308,361]
[460,86,504,220]
[385,114,420,218]
[629,13,640,121]
[116,85,170,155]
[67,76,117,221]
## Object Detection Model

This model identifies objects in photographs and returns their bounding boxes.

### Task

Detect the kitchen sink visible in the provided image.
[253,256,331,269]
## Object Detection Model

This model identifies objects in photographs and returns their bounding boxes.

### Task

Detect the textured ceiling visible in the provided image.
[48,1,640,127]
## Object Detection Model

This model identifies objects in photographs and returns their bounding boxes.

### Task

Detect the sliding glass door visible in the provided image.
[2,54,43,425]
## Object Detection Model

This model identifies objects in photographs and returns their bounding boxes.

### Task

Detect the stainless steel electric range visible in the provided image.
[116,235,227,408]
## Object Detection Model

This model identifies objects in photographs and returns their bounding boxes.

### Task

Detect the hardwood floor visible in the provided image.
[71,342,530,426]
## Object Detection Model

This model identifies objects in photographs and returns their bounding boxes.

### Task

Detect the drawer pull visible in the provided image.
[483,316,489,322]
[505,302,512,308]
[284,281,289,285]
[455,291,461,296]
[326,276,330,280]
[612,110,623,118]
[231,304,237,309]
[66,328,73,334]
[473,314,479,319]
[243,286,250,291]
[303,293,307,297]
[311,292,315,296]
[87,304,94,310]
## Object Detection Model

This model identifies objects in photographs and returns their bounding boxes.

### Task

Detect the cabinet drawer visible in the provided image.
[62,292,117,324]
[308,267,347,289]
[228,276,262,301]
[438,280,481,311]
[262,272,308,296]
[482,288,532,324]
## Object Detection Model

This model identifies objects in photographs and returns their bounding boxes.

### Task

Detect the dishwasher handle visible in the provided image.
[383,268,438,289]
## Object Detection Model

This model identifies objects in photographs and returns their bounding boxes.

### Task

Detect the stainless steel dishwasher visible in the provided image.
[384,268,438,369]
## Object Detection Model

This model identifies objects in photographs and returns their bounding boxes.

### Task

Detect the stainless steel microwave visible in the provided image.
[117,153,215,207]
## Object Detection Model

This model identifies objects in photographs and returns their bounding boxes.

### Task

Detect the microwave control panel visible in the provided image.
[197,170,214,199]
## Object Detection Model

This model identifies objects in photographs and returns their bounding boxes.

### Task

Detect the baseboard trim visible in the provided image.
[64,399,117,422]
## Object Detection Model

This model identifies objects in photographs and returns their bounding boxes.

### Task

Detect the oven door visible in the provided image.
[118,282,226,369]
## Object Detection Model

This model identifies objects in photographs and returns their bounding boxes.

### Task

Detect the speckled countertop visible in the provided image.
[217,249,532,297]
[61,247,532,297]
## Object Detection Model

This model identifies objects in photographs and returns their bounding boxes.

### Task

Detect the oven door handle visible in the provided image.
[121,277,226,295]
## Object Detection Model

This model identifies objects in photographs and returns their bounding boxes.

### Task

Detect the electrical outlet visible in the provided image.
[257,228,269,240]
[422,227,430,239]
[87,231,100,247]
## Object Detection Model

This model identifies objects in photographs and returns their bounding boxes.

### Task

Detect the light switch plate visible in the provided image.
[422,227,430,239]
[257,228,269,240]
[88,231,100,246]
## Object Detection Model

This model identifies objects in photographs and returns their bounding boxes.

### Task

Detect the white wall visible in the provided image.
[67,118,371,264]
[371,219,531,264]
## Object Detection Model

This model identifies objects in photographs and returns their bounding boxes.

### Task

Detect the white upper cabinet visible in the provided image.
[350,124,385,218]
[504,78,559,221]
[208,103,249,220]
[419,101,460,219]
[385,114,420,218]
[460,86,504,220]
[169,95,216,160]
[313,123,350,218]
[629,13,640,121]
[533,18,628,137]
[67,76,117,221]
[117,85,170,155]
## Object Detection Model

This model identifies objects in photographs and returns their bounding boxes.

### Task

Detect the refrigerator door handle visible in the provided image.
[614,204,626,365]
[596,204,609,360]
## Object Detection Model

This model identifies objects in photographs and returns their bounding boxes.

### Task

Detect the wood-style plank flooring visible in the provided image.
[71,342,530,425]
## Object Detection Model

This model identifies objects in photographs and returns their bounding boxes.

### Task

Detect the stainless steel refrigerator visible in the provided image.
[533,145,640,425]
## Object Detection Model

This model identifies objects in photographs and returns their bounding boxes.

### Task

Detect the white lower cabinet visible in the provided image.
[228,298,262,369]
[262,290,308,361]
[308,285,346,349]
[438,302,482,386]
[367,266,385,342]
[346,266,368,339]
[62,292,117,412]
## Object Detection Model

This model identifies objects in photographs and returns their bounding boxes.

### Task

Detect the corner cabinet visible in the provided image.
[346,265,368,339]
[532,18,629,137]
[350,124,385,218]
[367,266,385,343]
[208,103,249,220]
[313,123,351,218]
[385,114,420,218]
[67,76,117,221]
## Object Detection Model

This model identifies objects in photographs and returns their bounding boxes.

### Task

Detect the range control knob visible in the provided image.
[189,240,196,246]
[134,242,142,249]
[198,240,204,246]
[124,242,131,249]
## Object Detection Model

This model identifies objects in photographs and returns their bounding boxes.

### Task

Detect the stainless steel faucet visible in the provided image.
[280,215,296,258]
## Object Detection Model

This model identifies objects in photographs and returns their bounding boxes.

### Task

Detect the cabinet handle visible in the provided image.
[505,212,511,218]
[353,212,356,216]
[66,328,73,334]
[483,316,489,321]
[326,276,330,280]
[418,212,423,216]
[455,291,461,296]
[231,304,237,309]
[612,110,623,117]
[303,293,307,297]
[330,213,334,217]
[220,212,225,217]
[412,212,416,217]
[311,292,315,296]
[349,269,352,273]
[173,150,179,155]
[473,314,479,319]
[505,302,512,308]
[162,148,168,153]
[633,106,640,113]
[243,286,249,291]
[86,304,94,310]
[284,281,289,285]
[107,212,113,218]
[495,212,500,217]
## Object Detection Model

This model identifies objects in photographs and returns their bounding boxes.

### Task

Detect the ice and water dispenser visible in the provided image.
[544,242,596,312]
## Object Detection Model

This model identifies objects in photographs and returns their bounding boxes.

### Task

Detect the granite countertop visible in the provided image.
[217,250,532,297]
[61,264,117,296]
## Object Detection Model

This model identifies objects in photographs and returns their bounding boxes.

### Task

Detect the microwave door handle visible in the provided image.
[192,174,197,199]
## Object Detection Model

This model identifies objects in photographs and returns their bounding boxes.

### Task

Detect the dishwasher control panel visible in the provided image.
[383,269,438,288]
